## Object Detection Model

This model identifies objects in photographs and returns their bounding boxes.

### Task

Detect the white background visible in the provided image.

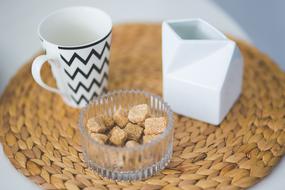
[216,0,285,71]
[0,0,284,190]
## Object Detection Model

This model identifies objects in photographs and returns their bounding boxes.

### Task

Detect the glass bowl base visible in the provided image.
[83,144,173,181]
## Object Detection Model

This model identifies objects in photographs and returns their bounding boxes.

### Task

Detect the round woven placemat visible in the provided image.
[1,24,285,190]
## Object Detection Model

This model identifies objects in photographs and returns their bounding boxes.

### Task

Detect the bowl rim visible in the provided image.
[78,89,174,152]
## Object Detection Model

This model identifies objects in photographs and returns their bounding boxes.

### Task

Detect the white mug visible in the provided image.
[32,6,112,108]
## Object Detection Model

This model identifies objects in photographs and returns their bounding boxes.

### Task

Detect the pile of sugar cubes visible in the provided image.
[86,104,167,147]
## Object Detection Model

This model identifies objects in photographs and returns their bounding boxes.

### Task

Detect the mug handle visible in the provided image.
[31,55,62,94]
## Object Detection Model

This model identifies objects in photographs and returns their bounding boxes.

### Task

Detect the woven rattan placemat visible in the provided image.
[1,24,285,190]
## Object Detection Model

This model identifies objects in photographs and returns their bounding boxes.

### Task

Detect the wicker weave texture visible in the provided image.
[0,24,285,190]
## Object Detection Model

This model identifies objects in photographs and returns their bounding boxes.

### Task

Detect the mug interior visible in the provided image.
[39,6,112,47]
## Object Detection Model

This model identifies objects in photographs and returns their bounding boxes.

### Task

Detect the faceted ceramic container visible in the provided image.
[162,18,243,125]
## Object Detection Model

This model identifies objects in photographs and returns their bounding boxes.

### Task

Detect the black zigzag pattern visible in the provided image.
[68,72,108,94]
[60,41,110,66]
[71,87,108,105]
[64,57,109,80]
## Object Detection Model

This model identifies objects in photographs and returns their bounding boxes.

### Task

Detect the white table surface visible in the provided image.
[1,0,284,190]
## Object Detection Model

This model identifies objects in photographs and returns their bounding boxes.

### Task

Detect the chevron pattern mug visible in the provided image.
[32,6,112,108]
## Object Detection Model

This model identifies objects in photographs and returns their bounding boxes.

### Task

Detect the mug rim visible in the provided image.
[38,6,112,49]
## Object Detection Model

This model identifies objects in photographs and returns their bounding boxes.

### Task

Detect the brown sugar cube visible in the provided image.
[102,115,114,128]
[113,108,128,128]
[109,126,127,146]
[124,123,143,141]
[144,117,167,135]
[90,133,108,144]
[125,140,140,148]
[143,134,159,144]
[128,104,150,123]
[86,117,107,133]
[137,121,145,128]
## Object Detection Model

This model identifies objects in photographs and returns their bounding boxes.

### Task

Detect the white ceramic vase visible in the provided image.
[162,18,243,125]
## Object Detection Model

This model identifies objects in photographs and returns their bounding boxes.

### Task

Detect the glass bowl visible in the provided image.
[79,89,174,181]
